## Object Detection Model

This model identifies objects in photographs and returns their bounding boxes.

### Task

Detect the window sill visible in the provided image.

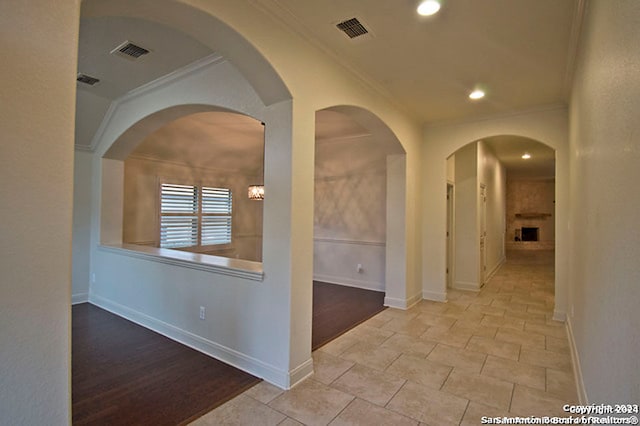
[98,243,264,281]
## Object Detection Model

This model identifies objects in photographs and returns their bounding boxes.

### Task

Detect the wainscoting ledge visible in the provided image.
[98,243,263,281]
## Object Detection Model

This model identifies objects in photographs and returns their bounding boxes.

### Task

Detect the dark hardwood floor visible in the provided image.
[312,281,386,350]
[72,304,260,425]
[72,282,384,424]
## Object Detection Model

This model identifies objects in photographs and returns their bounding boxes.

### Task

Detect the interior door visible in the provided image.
[446,184,454,288]
[480,184,487,286]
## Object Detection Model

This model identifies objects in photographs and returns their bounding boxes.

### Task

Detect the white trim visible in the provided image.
[74,144,94,153]
[552,310,567,322]
[313,238,385,247]
[384,292,421,310]
[98,244,263,281]
[453,280,481,291]
[121,54,225,103]
[485,256,506,283]
[314,274,384,292]
[72,292,89,305]
[422,290,447,303]
[88,100,118,152]
[86,54,225,152]
[89,294,296,389]
[287,358,314,390]
[128,153,259,175]
[566,316,588,404]
[423,102,567,129]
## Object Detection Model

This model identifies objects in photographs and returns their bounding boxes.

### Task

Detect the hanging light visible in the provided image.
[522,153,531,159]
[248,185,264,200]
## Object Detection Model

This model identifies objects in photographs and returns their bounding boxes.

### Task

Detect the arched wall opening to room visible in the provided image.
[311,104,409,349]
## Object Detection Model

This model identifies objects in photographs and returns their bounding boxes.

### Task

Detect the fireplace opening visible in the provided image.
[521,227,539,241]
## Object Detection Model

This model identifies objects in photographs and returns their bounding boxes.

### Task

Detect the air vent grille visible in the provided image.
[77,73,100,86]
[336,18,369,39]
[111,41,151,60]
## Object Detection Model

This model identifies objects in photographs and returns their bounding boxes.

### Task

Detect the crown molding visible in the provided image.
[562,0,588,100]
[79,53,226,153]
[423,103,568,130]
[249,0,419,122]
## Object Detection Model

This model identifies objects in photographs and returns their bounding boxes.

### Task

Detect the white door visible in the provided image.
[446,184,454,288]
[480,184,487,286]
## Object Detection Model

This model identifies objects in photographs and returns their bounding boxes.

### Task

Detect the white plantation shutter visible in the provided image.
[160,184,198,248]
[159,183,232,248]
[201,187,232,245]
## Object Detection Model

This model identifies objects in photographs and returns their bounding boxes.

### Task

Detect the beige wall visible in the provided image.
[0,0,79,424]
[506,179,555,250]
[568,0,640,403]
[123,157,263,261]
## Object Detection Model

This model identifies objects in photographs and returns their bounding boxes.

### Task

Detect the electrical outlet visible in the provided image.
[91,273,96,283]
[199,306,206,320]
[357,264,363,273]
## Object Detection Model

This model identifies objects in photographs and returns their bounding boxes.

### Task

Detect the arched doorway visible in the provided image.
[311,105,408,348]
[445,136,556,297]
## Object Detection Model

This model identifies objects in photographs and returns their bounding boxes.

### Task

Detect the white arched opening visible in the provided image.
[314,105,411,310]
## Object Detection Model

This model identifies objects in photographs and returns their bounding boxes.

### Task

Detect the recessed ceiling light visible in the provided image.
[522,153,531,159]
[469,89,485,100]
[417,0,441,16]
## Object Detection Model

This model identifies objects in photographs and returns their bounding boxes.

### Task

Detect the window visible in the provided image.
[160,183,232,248]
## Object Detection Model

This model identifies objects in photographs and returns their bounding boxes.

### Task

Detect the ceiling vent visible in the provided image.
[336,17,370,39]
[110,41,151,60]
[77,73,100,86]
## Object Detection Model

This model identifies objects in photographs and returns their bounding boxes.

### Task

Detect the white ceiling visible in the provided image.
[130,112,265,174]
[77,16,212,100]
[77,1,581,178]
[257,0,580,123]
[482,136,555,179]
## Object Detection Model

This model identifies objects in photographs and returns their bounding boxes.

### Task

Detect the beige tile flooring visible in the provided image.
[192,251,577,425]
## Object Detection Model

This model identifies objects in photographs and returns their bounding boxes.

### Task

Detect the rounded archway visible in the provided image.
[422,107,569,321]
[444,136,556,299]
[313,105,413,320]
[81,0,290,106]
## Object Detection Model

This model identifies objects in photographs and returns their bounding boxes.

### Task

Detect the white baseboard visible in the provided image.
[565,317,588,404]
[422,290,447,303]
[313,274,384,292]
[384,292,421,310]
[454,280,481,291]
[485,256,506,282]
[72,292,89,305]
[89,294,309,390]
[552,310,567,322]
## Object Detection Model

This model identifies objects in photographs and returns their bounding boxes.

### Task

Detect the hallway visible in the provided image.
[192,250,577,425]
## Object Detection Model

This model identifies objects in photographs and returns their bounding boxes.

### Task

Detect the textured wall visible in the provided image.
[0,0,78,423]
[568,0,640,403]
[314,136,388,291]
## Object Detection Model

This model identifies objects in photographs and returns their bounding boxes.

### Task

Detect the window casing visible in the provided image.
[159,183,232,249]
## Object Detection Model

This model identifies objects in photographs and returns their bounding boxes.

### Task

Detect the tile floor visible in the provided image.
[191,251,578,425]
